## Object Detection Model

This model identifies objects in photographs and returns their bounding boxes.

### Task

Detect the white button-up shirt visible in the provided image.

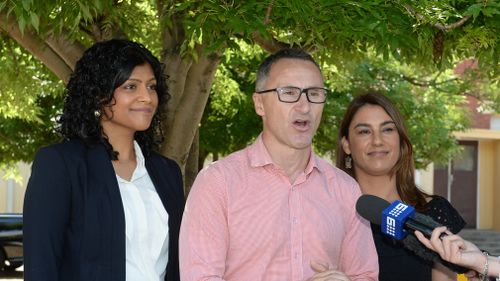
[117,141,169,281]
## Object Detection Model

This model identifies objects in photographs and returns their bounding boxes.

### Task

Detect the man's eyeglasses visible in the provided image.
[255,86,328,104]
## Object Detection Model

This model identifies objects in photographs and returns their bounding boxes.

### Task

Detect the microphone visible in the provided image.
[356,194,469,274]
[355,194,442,240]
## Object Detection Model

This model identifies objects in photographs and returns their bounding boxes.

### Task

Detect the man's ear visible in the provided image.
[253,93,265,117]
[341,136,351,155]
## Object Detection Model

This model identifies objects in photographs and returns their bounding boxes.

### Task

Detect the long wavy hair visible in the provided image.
[336,92,429,211]
[58,39,169,159]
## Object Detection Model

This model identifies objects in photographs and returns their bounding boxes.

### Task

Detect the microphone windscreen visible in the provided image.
[402,233,470,274]
[356,194,390,225]
[412,212,443,230]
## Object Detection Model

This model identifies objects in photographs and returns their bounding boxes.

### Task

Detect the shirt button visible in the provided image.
[293,217,298,224]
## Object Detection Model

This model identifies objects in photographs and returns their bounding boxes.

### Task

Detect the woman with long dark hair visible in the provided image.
[24,39,184,281]
[336,92,465,281]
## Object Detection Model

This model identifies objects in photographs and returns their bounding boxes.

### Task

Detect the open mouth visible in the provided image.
[293,119,310,130]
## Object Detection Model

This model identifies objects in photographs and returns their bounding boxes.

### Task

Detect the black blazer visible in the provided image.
[23,139,184,281]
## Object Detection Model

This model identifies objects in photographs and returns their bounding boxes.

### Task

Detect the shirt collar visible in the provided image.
[248,134,322,175]
[248,134,274,168]
[134,140,146,170]
[116,141,146,183]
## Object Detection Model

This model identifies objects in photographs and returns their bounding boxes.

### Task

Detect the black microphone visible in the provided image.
[356,194,469,274]
[356,194,443,240]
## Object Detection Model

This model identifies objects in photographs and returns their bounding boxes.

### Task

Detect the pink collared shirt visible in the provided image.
[179,135,378,281]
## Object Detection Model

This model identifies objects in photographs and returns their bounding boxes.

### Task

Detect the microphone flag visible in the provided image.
[381,200,415,240]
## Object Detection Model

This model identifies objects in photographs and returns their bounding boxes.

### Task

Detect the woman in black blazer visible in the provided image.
[23,39,184,281]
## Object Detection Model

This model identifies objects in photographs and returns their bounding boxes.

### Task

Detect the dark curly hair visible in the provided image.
[58,39,169,159]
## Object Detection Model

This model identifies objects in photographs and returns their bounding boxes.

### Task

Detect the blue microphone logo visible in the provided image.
[381,200,415,240]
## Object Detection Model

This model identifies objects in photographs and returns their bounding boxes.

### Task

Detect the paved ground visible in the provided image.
[0,266,22,280]
[459,228,500,256]
[0,229,498,280]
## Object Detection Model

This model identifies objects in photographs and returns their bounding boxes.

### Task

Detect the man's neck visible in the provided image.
[261,137,312,184]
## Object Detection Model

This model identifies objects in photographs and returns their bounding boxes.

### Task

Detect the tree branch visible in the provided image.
[79,11,127,42]
[251,0,318,53]
[0,12,73,83]
[365,66,459,88]
[251,0,291,53]
[401,75,458,87]
[45,31,86,71]
[435,15,470,31]
[251,32,289,53]
[400,3,470,31]
[264,0,274,24]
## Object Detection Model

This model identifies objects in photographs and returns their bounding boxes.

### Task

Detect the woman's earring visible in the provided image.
[94,110,101,118]
[345,155,352,169]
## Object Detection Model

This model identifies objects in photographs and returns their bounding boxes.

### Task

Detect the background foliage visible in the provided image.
[0,0,498,186]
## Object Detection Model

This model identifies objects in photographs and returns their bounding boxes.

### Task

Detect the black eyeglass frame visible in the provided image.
[255,86,329,104]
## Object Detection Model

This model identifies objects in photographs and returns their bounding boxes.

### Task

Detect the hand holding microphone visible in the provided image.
[356,194,470,274]
[415,227,500,280]
[415,227,481,269]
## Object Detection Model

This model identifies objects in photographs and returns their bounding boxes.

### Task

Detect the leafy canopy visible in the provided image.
[0,0,498,179]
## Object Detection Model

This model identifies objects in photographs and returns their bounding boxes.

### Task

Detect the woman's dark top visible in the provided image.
[371,195,466,281]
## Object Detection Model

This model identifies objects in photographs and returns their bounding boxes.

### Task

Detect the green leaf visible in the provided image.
[18,16,26,35]
[94,0,103,11]
[30,12,39,32]
[21,0,31,11]
[73,13,81,29]
[368,21,379,30]
[77,0,92,21]
[464,4,482,19]
[482,7,498,17]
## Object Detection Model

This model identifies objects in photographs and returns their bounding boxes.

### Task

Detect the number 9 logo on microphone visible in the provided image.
[381,201,415,240]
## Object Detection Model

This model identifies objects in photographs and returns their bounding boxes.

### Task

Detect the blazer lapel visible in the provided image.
[87,144,124,217]
[145,156,182,216]
[86,143,126,280]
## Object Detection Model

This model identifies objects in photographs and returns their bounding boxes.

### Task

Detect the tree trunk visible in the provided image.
[160,46,221,195]
[184,128,200,196]
[198,147,209,174]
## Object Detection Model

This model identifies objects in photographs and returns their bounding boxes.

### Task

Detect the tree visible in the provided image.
[200,43,480,171]
[1,0,498,192]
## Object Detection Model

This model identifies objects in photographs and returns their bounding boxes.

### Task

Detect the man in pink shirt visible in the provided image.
[179,49,378,281]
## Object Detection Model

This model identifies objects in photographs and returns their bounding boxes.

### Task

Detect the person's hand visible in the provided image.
[415,226,484,273]
[306,261,351,281]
